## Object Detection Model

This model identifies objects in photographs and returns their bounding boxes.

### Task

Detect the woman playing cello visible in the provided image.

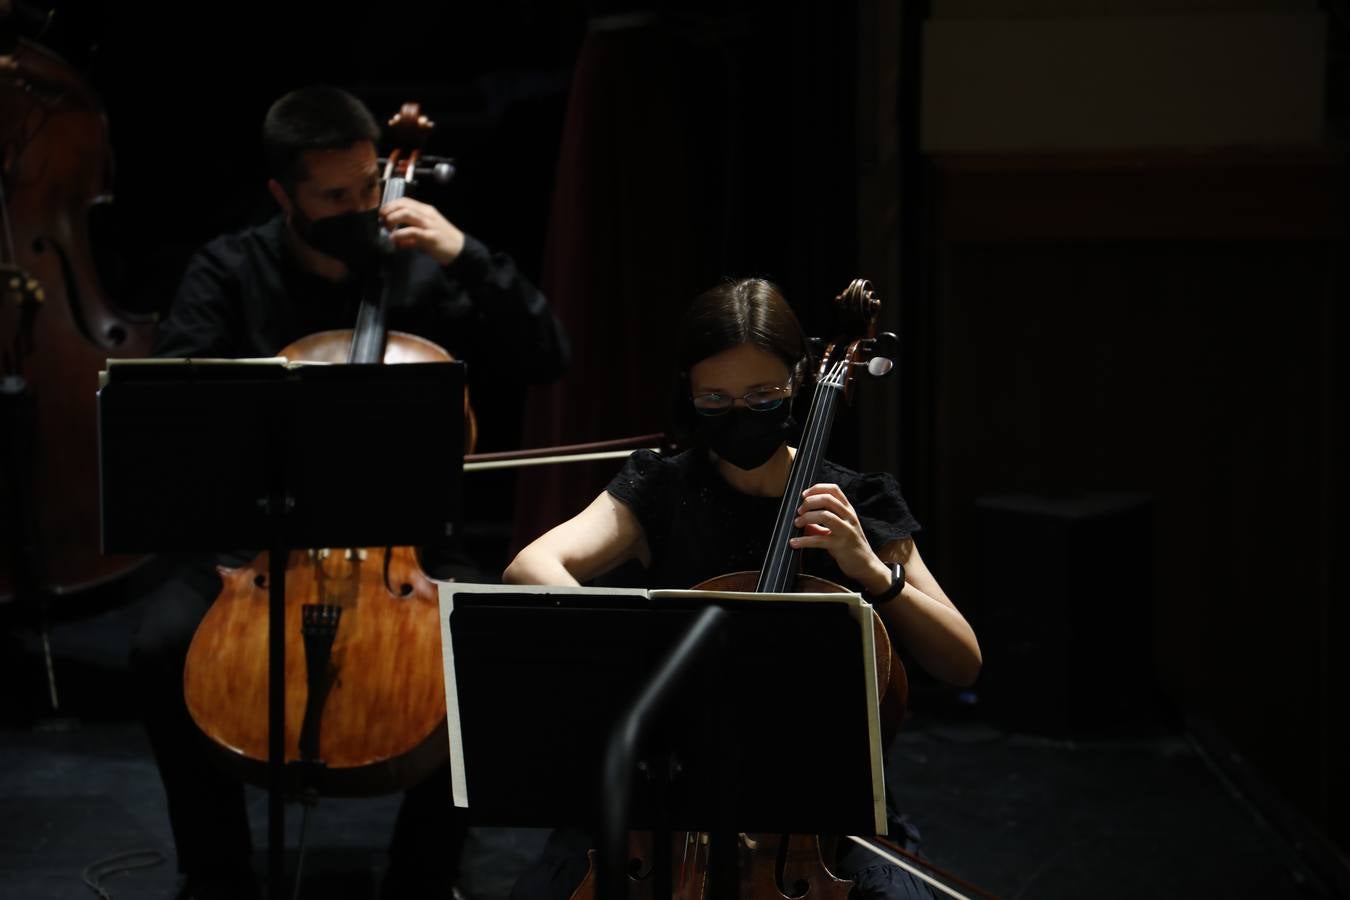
[504,277,981,900]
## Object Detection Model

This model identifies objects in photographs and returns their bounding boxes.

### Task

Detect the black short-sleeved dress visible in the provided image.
[605,448,920,590]
[511,449,939,900]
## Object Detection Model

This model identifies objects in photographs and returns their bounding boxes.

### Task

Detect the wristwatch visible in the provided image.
[863,561,906,606]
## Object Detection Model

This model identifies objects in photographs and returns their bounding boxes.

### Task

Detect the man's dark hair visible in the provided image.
[262,85,380,190]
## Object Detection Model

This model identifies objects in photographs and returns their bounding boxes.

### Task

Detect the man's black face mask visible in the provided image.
[290,201,384,275]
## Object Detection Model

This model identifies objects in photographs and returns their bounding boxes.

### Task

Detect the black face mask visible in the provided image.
[290,203,384,274]
[693,404,794,471]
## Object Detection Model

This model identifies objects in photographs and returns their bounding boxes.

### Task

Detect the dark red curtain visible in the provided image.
[512,6,861,553]
[511,19,706,550]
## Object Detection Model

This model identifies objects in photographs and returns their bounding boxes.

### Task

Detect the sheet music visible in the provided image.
[99,357,289,388]
[98,356,342,387]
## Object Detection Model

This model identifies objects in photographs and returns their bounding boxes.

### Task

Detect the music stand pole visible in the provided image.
[598,605,730,900]
[256,372,291,900]
[268,526,288,899]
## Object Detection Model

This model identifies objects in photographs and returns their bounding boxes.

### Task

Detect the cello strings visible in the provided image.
[757,359,828,590]
[800,361,843,481]
[765,358,842,588]
[348,169,410,363]
[790,362,839,568]
[760,358,844,590]
[757,357,835,590]
[783,360,840,552]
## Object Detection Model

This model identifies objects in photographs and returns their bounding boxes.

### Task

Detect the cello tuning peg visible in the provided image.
[414,156,456,185]
[867,332,899,378]
[851,356,893,376]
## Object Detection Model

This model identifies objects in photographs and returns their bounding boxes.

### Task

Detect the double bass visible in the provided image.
[182,103,465,795]
[0,31,155,605]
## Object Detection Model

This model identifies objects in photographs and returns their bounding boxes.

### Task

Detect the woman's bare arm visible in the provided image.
[503,491,650,586]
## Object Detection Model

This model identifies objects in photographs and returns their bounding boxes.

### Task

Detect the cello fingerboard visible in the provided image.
[757,359,846,593]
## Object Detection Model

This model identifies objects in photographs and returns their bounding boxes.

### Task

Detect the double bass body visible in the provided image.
[0,36,155,602]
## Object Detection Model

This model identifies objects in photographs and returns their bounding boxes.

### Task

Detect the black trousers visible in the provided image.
[128,551,468,897]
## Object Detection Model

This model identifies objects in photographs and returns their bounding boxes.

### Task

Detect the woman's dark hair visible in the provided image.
[262,85,380,191]
[671,277,812,442]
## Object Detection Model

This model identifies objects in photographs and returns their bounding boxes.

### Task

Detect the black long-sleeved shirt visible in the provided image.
[154,215,570,388]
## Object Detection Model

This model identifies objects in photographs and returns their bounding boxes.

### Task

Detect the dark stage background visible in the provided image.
[48,0,877,558]
[3,0,1349,896]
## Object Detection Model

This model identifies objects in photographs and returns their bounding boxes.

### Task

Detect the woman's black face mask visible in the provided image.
[692,402,794,471]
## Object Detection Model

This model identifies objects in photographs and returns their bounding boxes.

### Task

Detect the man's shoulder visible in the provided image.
[189,215,286,272]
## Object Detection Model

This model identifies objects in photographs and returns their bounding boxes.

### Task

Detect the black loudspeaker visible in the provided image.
[973,493,1156,736]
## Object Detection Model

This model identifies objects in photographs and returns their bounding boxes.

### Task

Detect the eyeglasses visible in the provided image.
[691,386,792,416]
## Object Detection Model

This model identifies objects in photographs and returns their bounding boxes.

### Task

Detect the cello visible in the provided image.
[562,278,899,900]
[572,280,993,900]
[0,29,155,606]
[182,102,466,795]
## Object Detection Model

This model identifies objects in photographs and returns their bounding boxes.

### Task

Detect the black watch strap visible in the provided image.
[863,561,906,606]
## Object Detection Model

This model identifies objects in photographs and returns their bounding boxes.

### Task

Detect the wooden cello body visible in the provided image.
[182,104,466,795]
[185,544,449,795]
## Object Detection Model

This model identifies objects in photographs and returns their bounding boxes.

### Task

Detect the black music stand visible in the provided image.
[438,583,888,900]
[97,357,465,899]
